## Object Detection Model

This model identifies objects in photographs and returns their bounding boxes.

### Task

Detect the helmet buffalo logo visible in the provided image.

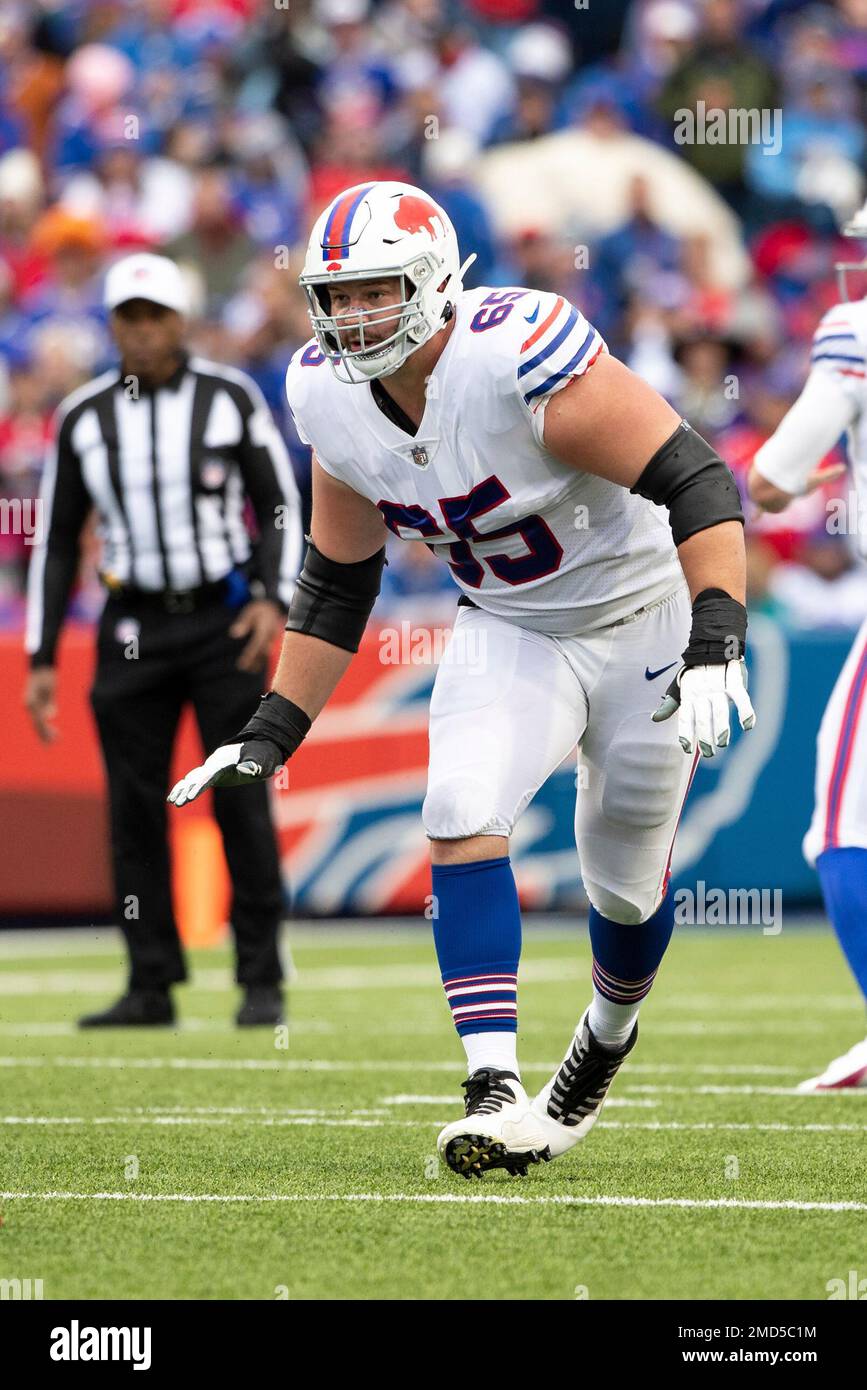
[393,195,441,241]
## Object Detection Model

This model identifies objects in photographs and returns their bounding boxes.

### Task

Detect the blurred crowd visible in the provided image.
[2,0,867,632]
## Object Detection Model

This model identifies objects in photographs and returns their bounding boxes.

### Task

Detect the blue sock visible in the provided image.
[817,848,867,1005]
[587,894,675,1046]
[431,857,520,1036]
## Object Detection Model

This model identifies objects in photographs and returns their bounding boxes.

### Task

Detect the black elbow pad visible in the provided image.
[631,420,744,546]
[285,537,386,653]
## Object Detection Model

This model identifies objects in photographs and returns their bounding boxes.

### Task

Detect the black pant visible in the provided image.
[90,590,284,991]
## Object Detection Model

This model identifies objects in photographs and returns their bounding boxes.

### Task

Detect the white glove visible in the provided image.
[651,659,756,758]
[167,740,282,807]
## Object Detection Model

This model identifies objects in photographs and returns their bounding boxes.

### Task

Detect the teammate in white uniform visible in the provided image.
[749,207,867,1092]
[169,182,756,1177]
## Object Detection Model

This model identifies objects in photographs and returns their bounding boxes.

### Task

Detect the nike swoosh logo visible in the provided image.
[645,661,678,681]
[523,303,539,323]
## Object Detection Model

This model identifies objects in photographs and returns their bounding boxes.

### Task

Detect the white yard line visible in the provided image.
[0,1020,341,1037]
[0,1056,463,1072]
[0,1190,863,1213]
[0,1043,797,1075]
[0,1018,853,1042]
[380,1095,657,1107]
[597,1120,867,1133]
[6,1112,867,1135]
[0,1115,432,1129]
[0,960,591,995]
[620,1083,867,1097]
[0,1056,861,1089]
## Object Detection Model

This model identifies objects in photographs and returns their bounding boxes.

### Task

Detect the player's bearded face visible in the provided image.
[326,276,406,360]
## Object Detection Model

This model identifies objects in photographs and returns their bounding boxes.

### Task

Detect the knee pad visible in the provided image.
[600,716,684,830]
[584,877,660,926]
[422,776,510,840]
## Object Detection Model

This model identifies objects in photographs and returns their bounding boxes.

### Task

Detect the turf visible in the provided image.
[1,921,866,1300]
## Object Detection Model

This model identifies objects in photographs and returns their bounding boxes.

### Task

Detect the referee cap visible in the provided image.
[104,253,188,314]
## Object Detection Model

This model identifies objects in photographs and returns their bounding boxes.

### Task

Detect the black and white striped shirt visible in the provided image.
[26,354,303,666]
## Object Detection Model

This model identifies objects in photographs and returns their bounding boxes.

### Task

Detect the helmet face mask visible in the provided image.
[836,201,867,302]
[299,182,474,384]
[300,258,439,383]
[835,256,867,304]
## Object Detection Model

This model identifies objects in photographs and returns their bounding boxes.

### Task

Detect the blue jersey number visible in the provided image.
[378,475,562,588]
[470,290,528,333]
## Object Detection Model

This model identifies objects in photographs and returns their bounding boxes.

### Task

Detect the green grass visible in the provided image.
[1,921,866,1300]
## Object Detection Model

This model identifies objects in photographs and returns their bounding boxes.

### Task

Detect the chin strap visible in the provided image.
[439,255,478,327]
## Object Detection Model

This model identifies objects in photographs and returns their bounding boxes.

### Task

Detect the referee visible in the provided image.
[23,252,303,1029]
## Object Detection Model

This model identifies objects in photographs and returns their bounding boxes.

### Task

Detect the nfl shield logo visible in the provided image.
[200,458,227,489]
[410,445,429,469]
[115,617,141,644]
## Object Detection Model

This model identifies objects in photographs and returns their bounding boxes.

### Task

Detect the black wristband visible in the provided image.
[682,588,747,666]
[227,691,312,764]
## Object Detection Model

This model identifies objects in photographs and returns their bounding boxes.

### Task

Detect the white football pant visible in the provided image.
[804,614,867,865]
[423,585,696,924]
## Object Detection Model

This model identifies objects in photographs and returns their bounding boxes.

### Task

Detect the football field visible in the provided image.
[1,921,866,1302]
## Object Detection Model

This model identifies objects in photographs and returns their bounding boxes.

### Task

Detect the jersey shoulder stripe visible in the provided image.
[524,325,600,403]
[811,304,867,377]
[514,290,604,410]
[517,303,580,379]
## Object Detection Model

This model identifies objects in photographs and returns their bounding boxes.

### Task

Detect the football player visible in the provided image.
[748,205,867,1093]
[169,182,755,1176]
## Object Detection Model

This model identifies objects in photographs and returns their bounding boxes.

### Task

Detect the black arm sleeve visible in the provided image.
[630,420,744,546]
[25,412,91,669]
[285,538,386,653]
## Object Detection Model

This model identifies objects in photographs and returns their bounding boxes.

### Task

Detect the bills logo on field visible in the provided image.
[273,615,794,914]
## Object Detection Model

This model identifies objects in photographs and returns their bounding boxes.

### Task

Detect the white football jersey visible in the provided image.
[285,285,682,637]
[811,299,867,555]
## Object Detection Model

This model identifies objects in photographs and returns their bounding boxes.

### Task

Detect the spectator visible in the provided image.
[769,531,867,628]
[658,0,778,216]
[435,19,515,144]
[0,147,45,300]
[165,166,258,308]
[421,128,500,287]
[58,123,196,245]
[21,208,108,370]
[490,23,572,144]
[0,0,858,636]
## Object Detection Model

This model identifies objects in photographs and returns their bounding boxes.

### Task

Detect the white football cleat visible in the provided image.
[796,1036,867,1092]
[437,1068,551,1179]
[531,1008,638,1158]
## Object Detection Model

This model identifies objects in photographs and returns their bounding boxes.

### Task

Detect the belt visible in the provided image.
[102,575,229,614]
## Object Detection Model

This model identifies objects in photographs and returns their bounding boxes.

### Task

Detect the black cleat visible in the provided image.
[235,985,286,1027]
[437,1068,552,1179]
[78,990,174,1028]
[530,1007,638,1158]
[444,1134,549,1181]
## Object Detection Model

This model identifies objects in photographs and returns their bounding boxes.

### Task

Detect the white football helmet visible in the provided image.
[299,180,476,383]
